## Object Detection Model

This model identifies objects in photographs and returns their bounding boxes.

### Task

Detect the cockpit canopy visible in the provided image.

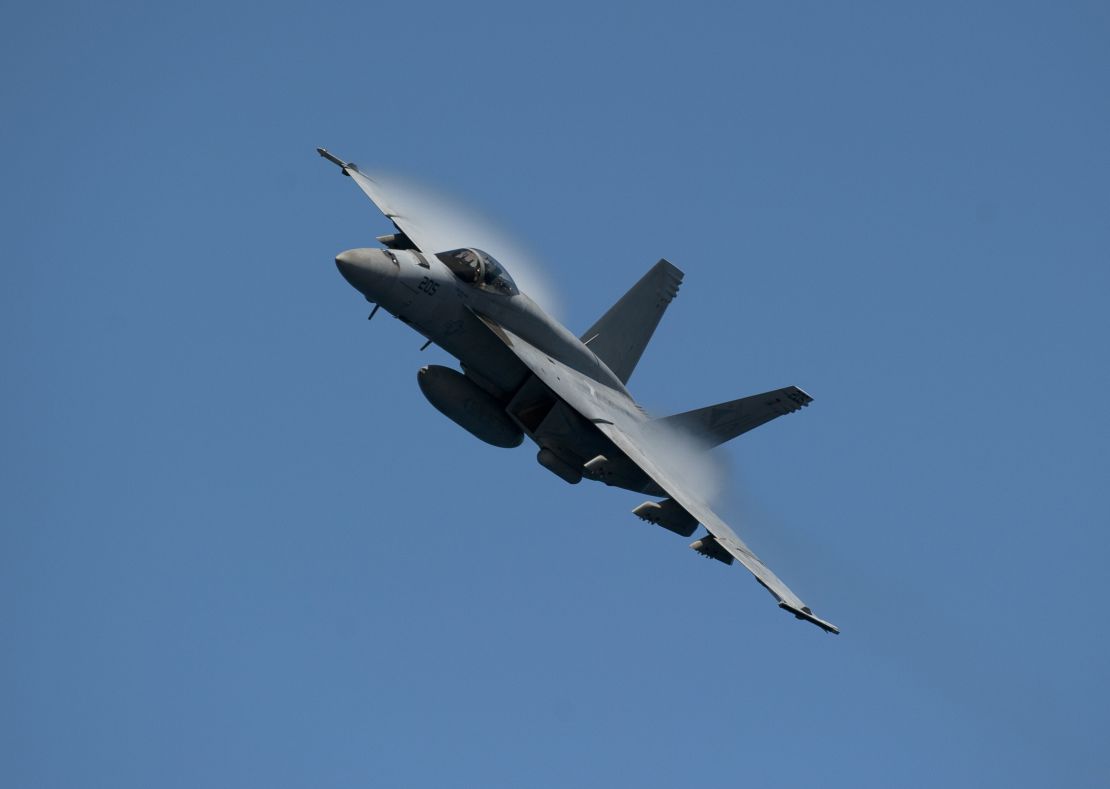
[434,248,518,295]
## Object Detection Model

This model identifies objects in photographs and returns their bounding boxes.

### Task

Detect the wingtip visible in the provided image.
[317,147,350,171]
[791,386,814,406]
[779,602,840,634]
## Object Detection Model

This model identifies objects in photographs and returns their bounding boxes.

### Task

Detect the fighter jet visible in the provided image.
[319,148,838,634]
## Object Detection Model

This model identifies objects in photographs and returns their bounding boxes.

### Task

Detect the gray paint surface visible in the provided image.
[322,149,836,633]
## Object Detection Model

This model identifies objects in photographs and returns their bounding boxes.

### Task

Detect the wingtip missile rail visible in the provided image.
[317,147,357,174]
[778,602,840,634]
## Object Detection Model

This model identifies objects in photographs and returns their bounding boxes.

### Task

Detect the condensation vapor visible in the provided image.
[364,172,724,501]
[636,416,732,508]
[368,171,562,318]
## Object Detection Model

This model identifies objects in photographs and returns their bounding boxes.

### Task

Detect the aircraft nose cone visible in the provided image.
[335,248,397,298]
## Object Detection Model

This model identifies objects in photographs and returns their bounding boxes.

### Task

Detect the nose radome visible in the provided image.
[334,247,378,275]
[334,248,361,270]
[335,248,398,297]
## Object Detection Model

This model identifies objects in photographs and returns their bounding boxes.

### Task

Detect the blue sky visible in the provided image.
[2,2,1108,787]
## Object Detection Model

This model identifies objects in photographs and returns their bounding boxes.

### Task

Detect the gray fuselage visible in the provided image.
[336,247,629,398]
[335,246,660,493]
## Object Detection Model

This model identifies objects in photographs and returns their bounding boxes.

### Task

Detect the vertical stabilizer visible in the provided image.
[581,259,683,384]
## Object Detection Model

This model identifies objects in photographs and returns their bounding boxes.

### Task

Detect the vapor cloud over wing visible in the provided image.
[368,171,562,317]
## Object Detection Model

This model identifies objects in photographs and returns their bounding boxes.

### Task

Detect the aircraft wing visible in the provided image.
[317,148,443,254]
[475,313,838,634]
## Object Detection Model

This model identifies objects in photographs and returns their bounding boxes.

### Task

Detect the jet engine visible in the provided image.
[417,365,524,448]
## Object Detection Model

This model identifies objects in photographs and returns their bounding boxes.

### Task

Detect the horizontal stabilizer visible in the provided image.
[650,386,812,448]
[581,259,683,385]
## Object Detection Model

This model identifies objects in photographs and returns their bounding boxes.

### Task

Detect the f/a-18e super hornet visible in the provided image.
[318,148,837,634]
